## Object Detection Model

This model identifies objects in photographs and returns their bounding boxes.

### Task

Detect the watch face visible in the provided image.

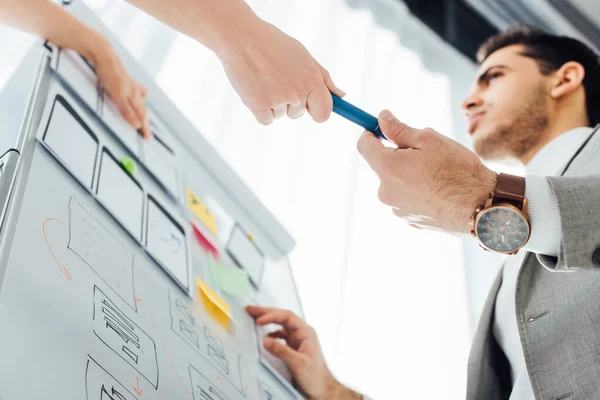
[475,206,529,253]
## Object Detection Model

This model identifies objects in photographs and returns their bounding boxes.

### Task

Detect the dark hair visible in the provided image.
[477,24,600,126]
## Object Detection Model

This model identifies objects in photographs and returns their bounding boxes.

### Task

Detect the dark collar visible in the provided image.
[559,124,600,176]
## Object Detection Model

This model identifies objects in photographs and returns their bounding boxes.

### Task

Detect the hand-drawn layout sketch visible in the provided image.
[205,327,229,375]
[146,198,189,291]
[97,150,144,242]
[142,133,179,200]
[259,381,274,400]
[68,197,136,311]
[255,321,293,386]
[55,48,100,112]
[170,294,201,351]
[189,363,230,400]
[85,356,138,400]
[101,92,140,157]
[42,94,99,189]
[226,224,265,287]
[93,286,158,388]
[168,290,245,396]
[258,379,296,400]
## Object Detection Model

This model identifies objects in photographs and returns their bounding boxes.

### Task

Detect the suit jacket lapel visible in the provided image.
[466,265,512,400]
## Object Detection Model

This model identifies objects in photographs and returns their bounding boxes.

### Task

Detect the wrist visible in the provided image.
[462,166,497,234]
[201,3,265,60]
[77,28,110,65]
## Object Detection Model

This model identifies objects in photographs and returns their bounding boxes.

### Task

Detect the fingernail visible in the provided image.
[380,110,395,121]
[264,338,273,349]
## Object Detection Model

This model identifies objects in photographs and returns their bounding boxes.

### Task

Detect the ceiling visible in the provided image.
[464,0,600,52]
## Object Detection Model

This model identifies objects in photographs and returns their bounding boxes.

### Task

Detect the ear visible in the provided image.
[550,61,585,99]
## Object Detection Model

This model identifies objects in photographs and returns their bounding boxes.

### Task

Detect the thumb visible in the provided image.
[378,110,421,149]
[264,337,301,368]
[319,64,346,98]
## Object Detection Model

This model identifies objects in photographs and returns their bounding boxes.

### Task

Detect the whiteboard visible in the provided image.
[0,26,302,400]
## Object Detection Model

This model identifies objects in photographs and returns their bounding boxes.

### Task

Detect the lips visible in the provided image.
[467,111,485,135]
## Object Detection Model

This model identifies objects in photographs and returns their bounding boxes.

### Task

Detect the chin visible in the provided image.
[472,130,500,160]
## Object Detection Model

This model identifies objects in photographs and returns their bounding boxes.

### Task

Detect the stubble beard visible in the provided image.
[473,85,549,161]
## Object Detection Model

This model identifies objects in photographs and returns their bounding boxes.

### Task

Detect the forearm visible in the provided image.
[125,0,263,58]
[0,0,106,61]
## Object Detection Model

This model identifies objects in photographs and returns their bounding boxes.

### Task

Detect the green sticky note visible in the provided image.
[207,255,251,298]
[120,156,136,176]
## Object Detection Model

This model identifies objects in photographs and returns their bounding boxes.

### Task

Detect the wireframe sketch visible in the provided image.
[142,134,179,199]
[258,378,298,400]
[85,356,138,400]
[259,381,274,400]
[146,198,189,291]
[189,363,230,400]
[168,290,245,396]
[170,290,201,353]
[68,197,136,311]
[93,286,158,388]
[205,327,229,375]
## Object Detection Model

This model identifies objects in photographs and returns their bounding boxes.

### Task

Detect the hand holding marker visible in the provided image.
[331,93,388,141]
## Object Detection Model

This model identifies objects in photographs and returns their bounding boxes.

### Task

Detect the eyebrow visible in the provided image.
[477,65,511,84]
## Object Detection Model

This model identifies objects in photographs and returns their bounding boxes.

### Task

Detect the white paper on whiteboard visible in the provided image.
[142,136,179,199]
[55,49,98,111]
[255,322,295,387]
[96,150,144,242]
[102,93,140,157]
[43,96,98,189]
[227,225,264,286]
[146,197,189,291]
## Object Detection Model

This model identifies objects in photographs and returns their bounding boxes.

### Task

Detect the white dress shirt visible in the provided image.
[492,126,594,399]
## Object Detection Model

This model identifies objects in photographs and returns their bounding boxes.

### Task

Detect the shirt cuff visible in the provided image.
[522,175,561,257]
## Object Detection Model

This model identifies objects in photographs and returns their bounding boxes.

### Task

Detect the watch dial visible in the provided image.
[475,206,529,253]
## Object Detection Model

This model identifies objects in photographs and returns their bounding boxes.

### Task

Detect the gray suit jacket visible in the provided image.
[466,125,600,400]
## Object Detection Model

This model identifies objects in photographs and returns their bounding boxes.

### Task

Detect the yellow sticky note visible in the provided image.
[186,188,218,237]
[196,276,232,329]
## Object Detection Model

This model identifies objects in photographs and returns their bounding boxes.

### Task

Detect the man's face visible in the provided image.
[462,44,551,161]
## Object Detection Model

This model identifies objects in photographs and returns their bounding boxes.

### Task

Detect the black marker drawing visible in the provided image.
[146,197,189,291]
[168,290,246,396]
[170,292,201,351]
[68,197,137,311]
[189,363,229,400]
[259,381,274,400]
[85,355,138,400]
[205,327,229,375]
[93,286,159,388]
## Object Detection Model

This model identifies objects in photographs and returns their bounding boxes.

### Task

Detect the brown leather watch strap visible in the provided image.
[493,173,526,207]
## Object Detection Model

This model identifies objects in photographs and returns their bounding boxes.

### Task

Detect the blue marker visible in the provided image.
[331,93,388,140]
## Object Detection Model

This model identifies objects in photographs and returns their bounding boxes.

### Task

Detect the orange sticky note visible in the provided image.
[196,276,232,329]
[187,188,218,237]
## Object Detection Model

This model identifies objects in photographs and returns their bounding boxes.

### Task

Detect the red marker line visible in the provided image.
[137,298,193,397]
[42,218,71,281]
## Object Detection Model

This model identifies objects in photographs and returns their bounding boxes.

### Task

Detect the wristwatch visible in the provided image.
[470,173,530,255]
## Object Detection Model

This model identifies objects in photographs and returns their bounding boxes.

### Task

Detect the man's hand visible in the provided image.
[357,110,498,234]
[218,20,345,126]
[125,0,344,126]
[246,306,361,400]
[90,35,151,139]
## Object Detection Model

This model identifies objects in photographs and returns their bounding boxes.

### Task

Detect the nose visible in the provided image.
[461,90,483,113]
